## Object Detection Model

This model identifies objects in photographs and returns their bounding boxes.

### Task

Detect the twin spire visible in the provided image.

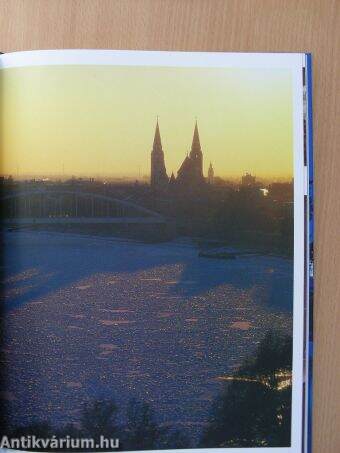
[151,118,210,190]
[152,118,202,155]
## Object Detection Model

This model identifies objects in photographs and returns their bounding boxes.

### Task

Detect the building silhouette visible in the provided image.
[176,121,205,189]
[150,119,168,190]
[169,172,176,186]
[241,172,256,187]
[207,162,214,185]
[150,120,210,192]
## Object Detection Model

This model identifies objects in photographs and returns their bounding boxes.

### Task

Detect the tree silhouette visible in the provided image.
[2,333,291,450]
[3,398,189,451]
[79,399,121,450]
[124,399,190,450]
[200,331,292,448]
[124,399,165,450]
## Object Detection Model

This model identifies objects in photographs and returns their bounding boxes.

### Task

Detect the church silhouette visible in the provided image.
[150,119,214,191]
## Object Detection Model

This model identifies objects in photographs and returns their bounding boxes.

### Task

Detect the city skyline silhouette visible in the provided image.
[1,65,293,180]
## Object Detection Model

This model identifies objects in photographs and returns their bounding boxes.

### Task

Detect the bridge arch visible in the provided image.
[2,189,165,225]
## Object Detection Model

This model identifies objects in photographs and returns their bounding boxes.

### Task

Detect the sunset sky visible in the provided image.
[1,65,293,180]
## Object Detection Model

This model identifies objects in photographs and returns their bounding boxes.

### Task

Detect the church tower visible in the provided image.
[189,121,204,180]
[151,119,168,190]
[176,120,205,189]
[208,162,214,184]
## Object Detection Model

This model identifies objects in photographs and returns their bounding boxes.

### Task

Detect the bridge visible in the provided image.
[1,189,165,226]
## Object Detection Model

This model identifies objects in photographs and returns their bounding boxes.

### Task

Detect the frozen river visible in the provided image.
[1,231,293,441]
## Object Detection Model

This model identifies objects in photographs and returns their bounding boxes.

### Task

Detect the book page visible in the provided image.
[0,50,308,453]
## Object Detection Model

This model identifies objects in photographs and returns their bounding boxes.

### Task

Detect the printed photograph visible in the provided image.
[1,62,294,450]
